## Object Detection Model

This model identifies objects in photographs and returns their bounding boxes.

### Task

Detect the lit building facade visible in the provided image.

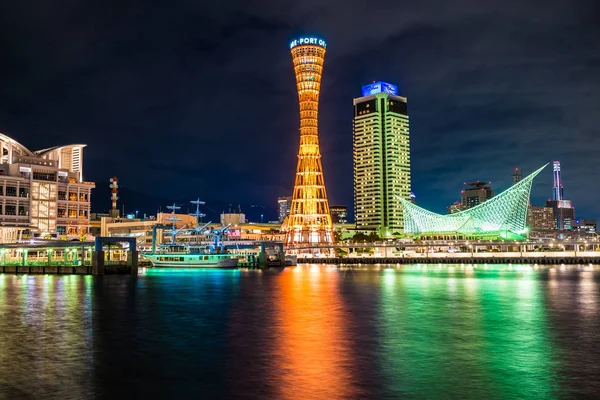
[399,165,546,240]
[330,205,348,224]
[353,81,410,237]
[278,196,292,223]
[527,205,555,231]
[573,219,596,234]
[546,200,575,230]
[285,37,333,245]
[462,181,493,209]
[0,134,94,241]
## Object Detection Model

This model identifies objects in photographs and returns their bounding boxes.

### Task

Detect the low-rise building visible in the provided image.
[330,205,348,224]
[573,219,596,234]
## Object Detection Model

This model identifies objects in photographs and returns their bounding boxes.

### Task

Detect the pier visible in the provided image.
[0,237,139,275]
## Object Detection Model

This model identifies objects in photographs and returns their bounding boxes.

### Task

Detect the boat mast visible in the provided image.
[165,203,181,244]
[190,199,211,244]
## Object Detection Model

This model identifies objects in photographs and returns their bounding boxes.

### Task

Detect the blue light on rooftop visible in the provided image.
[361,81,399,97]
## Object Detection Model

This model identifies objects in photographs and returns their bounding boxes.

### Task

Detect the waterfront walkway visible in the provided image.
[298,251,600,265]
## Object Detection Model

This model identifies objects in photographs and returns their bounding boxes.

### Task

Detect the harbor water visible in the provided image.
[0,264,599,399]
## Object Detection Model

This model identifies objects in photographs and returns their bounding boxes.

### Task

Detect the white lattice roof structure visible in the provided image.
[397,164,547,238]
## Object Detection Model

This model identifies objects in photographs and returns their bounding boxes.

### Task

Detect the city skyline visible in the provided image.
[0,1,598,221]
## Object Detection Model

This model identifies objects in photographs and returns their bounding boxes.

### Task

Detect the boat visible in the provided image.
[143,250,239,268]
[142,199,240,268]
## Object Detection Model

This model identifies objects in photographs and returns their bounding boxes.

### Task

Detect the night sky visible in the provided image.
[1,1,599,221]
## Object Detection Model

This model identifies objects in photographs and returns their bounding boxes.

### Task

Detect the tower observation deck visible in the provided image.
[285,37,333,245]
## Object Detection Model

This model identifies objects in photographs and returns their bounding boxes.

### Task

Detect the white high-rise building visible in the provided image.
[353,82,410,237]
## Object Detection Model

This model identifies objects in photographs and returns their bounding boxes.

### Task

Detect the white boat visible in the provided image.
[143,252,238,268]
[142,199,240,269]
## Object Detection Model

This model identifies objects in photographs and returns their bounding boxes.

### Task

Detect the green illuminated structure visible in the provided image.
[397,165,547,240]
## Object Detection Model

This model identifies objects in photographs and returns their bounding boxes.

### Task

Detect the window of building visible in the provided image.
[19,188,29,198]
[6,186,16,197]
[18,205,28,216]
[58,191,66,200]
[388,100,408,115]
[5,205,16,215]
[32,171,57,181]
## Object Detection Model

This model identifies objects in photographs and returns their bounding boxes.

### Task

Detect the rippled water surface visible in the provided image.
[0,265,599,399]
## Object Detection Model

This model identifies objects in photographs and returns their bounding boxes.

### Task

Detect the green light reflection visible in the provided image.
[379,265,559,399]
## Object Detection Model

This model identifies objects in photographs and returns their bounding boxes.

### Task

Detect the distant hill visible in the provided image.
[91,181,275,222]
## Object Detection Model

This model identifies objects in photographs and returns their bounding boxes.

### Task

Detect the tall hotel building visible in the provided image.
[353,82,410,236]
[0,133,94,242]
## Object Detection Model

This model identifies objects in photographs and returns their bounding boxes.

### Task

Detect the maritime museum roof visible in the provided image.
[398,164,548,239]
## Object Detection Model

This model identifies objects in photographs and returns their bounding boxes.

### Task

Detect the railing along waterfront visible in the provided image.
[296,251,600,265]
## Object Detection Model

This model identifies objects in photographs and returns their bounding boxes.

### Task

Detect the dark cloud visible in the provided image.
[0,0,598,219]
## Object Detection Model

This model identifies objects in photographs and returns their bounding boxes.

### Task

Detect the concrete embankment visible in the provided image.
[0,263,136,275]
[298,256,600,265]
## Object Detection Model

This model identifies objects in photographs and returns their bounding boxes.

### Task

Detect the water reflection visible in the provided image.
[271,265,355,399]
[378,266,560,398]
[0,265,598,399]
[0,275,94,399]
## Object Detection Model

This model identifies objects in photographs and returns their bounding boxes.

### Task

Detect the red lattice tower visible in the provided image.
[285,37,333,245]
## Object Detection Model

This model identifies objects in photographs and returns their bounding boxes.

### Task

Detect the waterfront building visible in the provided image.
[285,36,333,245]
[353,81,410,237]
[546,161,575,230]
[97,214,287,250]
[330,205,348,224]
[573,219,596,234]
[398,165,546,240]
[0,133,94,242]
[527,205,555,231]
[462,181,493,209]
[277,196,292,223]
